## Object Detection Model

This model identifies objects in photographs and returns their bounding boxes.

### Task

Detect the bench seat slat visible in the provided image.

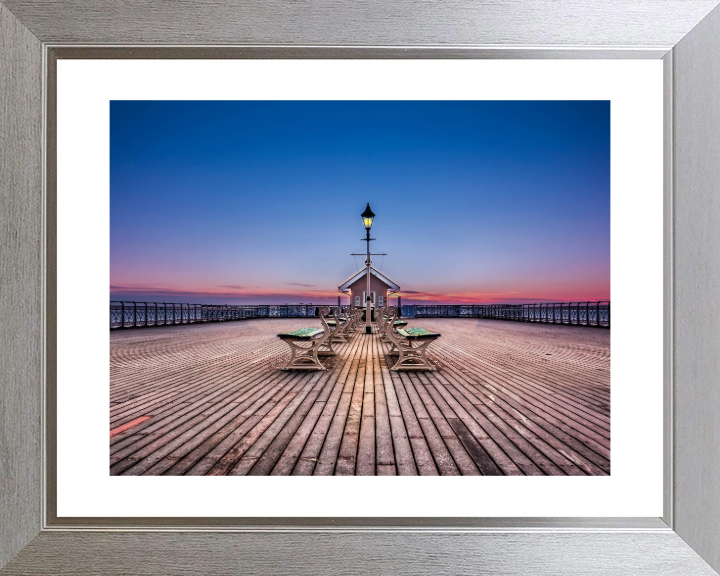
[278,328,324,339]
[398,327,441,339]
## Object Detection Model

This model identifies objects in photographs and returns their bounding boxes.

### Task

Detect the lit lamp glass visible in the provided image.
[361,203,375,230]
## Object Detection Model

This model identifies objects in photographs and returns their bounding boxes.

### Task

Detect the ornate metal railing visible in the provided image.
[110,302,349,329]
[111,300,609,329]
[405,301,609,327]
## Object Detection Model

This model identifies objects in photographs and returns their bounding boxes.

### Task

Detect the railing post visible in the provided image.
[133,302,137,327]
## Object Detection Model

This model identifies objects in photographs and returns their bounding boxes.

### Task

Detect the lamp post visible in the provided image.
[361,203,375,334]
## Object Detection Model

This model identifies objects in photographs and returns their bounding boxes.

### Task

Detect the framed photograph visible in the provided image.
[2,1,720,574]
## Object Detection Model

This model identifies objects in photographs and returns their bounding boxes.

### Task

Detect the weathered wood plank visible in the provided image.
[334,336,369,476]
[355,334,376,476]
[313,336,368,475]
[372,334,396,472]
[290,334,365,475]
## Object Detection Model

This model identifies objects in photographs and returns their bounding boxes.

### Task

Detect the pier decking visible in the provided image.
[110,318,610,476]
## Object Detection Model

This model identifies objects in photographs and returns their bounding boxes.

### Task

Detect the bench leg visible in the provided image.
[318,336,338,356]
[415,340,433,369]
[279,339,326,370]
[330,325,348,344]
[389,340,435,371]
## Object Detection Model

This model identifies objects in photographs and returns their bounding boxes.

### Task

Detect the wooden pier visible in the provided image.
[110,318,610,476]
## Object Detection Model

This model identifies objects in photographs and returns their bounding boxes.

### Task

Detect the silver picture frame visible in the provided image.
[2,1,720,573]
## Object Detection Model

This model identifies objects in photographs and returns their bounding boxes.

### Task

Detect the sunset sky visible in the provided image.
[110,100,610,305]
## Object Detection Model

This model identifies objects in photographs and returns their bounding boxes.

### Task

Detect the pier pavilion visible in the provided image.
[338,267,400,311]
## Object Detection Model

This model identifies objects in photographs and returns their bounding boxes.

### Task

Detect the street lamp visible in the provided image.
[361,203,375,334]
[361,203,375,230]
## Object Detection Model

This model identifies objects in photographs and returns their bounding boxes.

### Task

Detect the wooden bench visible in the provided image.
[386,324,441,371]
[379,306,408,345]
[377,306,391,335]
[325,307,351,343]
[342,307,361,335]
[277,307,336,370]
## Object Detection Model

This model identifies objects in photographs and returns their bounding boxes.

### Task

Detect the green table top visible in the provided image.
[394,320,408,326]
[398,327,441,339]
[278,328,324,339]
[326,319,346,326]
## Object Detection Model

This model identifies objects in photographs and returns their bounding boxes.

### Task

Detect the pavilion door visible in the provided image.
[362,291,376,308]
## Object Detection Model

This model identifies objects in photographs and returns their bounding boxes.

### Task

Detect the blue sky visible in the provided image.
[110,100,610,304]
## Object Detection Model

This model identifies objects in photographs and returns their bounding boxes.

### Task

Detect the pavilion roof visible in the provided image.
[338,266,400,293]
